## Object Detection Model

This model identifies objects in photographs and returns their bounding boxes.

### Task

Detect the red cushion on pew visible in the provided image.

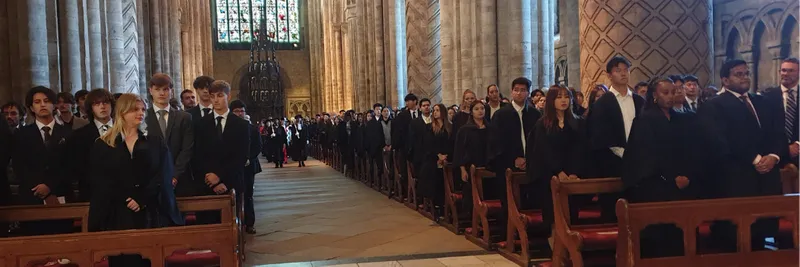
[185,212,197,224]
[520,210,544,226]
[538,262,552,267]
[481,200,502,211]
[698,219,794,237]
[164,249,220,265]
[577,226,618,248]
[577,208,602,220]
[451,193,463,202]
[73,219,82,228]
[94,259,108,267]
[27,258,80,267]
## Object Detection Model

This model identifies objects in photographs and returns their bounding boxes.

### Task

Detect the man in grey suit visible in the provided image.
[146,73,196,197]
[55,92,88,133]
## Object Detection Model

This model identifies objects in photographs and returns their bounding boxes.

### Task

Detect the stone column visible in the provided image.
[191,0,202,77]
[136,0,149,91]
[45,0,61,90]
[439,0,458,105]
[372,0,386,105]
[532,0,554,88]
[59,0,83,92]
[334,27,344,110]
[106,0,126,92]
[169,0,182,91]
[384,0,399,106]
[405,0,442,102]
[18,0,51,89]
[456,1,474,101]
[148,0,163,73]
[564,0,581,90]
[0,0,10,101]
[476,0,497,98]
[497,0,532,93]
[203,2,213,75]
[578,0,714,91]
[160,0,171,76]
[361,0,374,108]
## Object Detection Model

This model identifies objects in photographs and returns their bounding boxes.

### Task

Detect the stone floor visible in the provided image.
[245,159,505,266]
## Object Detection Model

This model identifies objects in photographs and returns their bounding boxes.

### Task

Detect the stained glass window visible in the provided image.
[213,0,302,50]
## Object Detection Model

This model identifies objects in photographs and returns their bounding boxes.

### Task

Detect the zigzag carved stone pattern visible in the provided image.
[578,0,713,91]
[122,0,141,94]
[406,0,443,103]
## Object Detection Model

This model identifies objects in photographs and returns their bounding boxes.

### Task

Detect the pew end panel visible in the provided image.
[615,195,800,267]
[465,165,504,250]
[440,163,468,235]
[497,170,551,267]
[550,177,623,267]
[390,151,405,203]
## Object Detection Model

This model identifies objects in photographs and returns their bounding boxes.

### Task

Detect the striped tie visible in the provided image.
[787,89,797,140]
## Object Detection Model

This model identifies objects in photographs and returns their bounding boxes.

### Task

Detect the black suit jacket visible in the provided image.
[698,91,784,198]
[0,121,11,205]
[246,124,263,174]
[488,103,541,173]
[366,119,385,157]
[66,122,103,201]
[586,91,645,177]
[408,116,430,165]
[391,109,420,150]
[146,108,194,182]
[195,113,250,194]
[12,123,69,204]
[763,86,799,166]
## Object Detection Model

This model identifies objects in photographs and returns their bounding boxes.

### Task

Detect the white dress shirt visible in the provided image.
[35,119,56,142]
[609,86,636,158]
[422,114,431,124]
[94,119,113,136]
[199,103,214,118]
[685,96,699,111]
[511,101,526,151]
[153,104,170,125]
[214,110,230,133]
[489,103,502,119]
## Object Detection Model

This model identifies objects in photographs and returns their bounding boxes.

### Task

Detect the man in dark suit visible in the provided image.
[485,84,508,122]
[0,110,11,206]
[683,75,701,113]
[488,77,541,233]
[700,59,785,250]
[392,94,420,198]
[146,73,195,197]
[409,98,432,180]
[186,75,215,122]
[587,56,645,178]
[763,57,799,168]
[367,104,386,184]
[338,111,355,175]
[195,80,249,224]
[13,86,71,234]
[231,100,261,234]
[66,89,115,202]
[73,89,89,119]
[180,89,197,110]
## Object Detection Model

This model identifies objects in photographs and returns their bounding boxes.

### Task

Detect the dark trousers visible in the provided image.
[243,171,256,227]
[395,149,409,192]
[370,153,383,183]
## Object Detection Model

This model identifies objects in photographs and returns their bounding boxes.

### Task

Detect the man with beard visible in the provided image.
[2,102,24,132]
[55,92,89,133]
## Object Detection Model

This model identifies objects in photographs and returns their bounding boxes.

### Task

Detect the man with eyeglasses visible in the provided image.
[699,59,784,251]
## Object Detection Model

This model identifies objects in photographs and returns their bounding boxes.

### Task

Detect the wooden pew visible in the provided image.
[389,151,405,203]
[379,151,393,197]
[405,163,420,211]
[616,195,800,267]
[781,164,798,194]
[465,166,504,250]
[440,163,469,234]
[550,177,622,267]
[497,170,551,267]
[0,193,244,267]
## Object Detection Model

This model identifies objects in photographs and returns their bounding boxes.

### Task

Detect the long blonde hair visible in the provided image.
[100,93,146,147]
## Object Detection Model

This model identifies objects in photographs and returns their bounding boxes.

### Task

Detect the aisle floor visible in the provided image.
[245,159,512,266]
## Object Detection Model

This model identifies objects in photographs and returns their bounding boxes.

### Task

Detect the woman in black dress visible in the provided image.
[454,101,491,217]
[622,77,697,258]
[527,85,588,235]
[419,104,453,217]
[452,90,476,139]
[88,93,183,232]
[290,115,309,167]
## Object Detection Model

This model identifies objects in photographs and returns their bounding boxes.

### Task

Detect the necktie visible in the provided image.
[203,108,212,117]
[691,102,697,112]
[41,126,51,143]
[786,89,797,140]
[216,116,224,136]
[157,110,168,137]
[100,124,110,135]
[739,95,761,127]
[412,111,416,119]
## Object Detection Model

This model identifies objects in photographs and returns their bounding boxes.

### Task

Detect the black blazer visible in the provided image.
[391,109,420,150]
[186,105,213,122]
[763,86,799,166]
[195,113,250,194]
[0,121,11,205]
[12,123,69,204]
[698,91,784,198]
[366,119,385,157]
[246,124,263,174]
[408,116,429,164]
[66,122,103,201]
[145,108,194,182]
[484,102,509,122]
[488,103,541,173]
[586,91,645,177]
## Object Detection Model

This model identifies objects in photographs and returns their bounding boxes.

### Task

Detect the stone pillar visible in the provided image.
[394,0,406,106]
[202,2,213,75]
[45,0,61,90]
[532,0,555,88]
[19,0,51,89]
[497,0,532,93]
[384,0,399,106]
[106,0,126,92]
[191,0,202,77]
[169,0,182,92]
[136,0,149,91]
[578,0,714,91]
[59,0,83,92]
[440,0,457,105]
[564,0,581,90]
[361,0,373,109]
[87,0,105,88]
[149,0,162,73]
[160,0,171,76]
[457,1,474,100]
[372,0,386,105]
[405,0,442,102]
[0,0,10,101]
[476,0,497,98]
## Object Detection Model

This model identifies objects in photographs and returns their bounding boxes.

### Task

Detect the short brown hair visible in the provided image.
[149,73,173,88]
[208,80,231,95]
[783,57,799,65]
[57,92,75,105]
[84,88,115,122]
[193,75,215,90]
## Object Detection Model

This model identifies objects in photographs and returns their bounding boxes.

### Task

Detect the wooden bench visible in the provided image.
[616,195,800,267]
[497,170,551,267]
[781,164,798,194]
[389,151,405,203]
[0,193,244,267]
[379,151,394,197]
[550,177,622,267]
[465,166,504,250]
[440,163,469,234]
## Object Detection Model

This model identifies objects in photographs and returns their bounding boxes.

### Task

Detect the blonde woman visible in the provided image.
[88,93,183,232]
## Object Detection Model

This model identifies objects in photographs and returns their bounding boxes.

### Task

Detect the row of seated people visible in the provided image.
[0,74,255,266]
[310,57,800,266]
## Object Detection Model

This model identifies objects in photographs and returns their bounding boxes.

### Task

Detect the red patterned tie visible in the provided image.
[739,94,760,127]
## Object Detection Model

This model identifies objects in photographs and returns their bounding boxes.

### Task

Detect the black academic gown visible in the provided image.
[290,124,309,161]
[454,124,491,216]
[0,121,10,206]
[419,125,452,206]
[88,132,184,232]
[586,92,645,178]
